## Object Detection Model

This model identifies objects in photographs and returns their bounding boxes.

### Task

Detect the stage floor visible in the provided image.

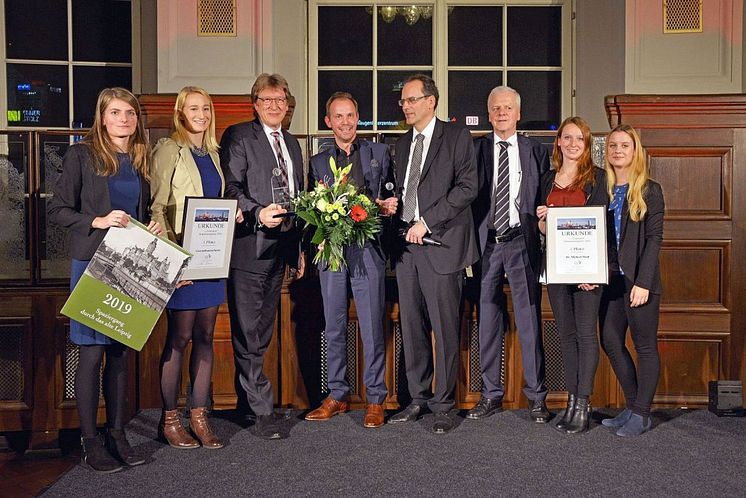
[32,407,746,497]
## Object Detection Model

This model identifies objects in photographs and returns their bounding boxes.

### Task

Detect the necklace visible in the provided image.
[192,145,208,157]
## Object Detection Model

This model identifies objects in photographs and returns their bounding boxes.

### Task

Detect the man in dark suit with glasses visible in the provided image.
[387,74,479,434]
[220,73,305,440]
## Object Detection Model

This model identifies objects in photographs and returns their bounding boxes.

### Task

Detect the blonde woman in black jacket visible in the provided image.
[599,124,664,437]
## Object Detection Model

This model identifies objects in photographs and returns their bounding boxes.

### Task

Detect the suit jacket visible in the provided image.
[473,133,550,275]
[614,180,665,294]
[48,143,151,261]
[394,119,479,274]
[220,119,304,269]
[150,137,224,242]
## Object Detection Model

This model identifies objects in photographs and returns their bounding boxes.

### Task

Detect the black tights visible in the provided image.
[76,343,129,438]
[159,307,219,410]
[600,274,661,418]
[547,284,602,398]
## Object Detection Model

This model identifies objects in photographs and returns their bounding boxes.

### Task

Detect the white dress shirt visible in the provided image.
[402,115,437,227]
[492,132,522,228]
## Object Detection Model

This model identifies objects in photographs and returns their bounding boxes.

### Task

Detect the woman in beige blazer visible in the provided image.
[150,86,226,450]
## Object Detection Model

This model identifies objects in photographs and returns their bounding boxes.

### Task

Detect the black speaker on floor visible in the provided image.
[708,380,744,417]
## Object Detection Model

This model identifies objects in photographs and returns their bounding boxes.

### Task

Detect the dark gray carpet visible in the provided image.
[42,408,746,497]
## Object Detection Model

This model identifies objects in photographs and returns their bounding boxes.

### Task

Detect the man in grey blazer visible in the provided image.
[387,74,479,434]
[220,73,305,440]
[304,92,397,429]
[467,86,551,423]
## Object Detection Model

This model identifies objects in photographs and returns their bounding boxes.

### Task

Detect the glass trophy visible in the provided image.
[271,167,291,209]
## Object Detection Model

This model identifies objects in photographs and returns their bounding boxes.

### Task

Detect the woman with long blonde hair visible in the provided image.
[150,86,226,450]
[537,116,608,434]
[599,124,664,436]
[49,87,161,472]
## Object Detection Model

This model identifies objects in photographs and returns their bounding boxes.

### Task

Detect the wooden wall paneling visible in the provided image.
[345,300,366,407]
[136,315,166,410]
[730,129,746,385]
[384,302,403,410]
[646,145,731,219]
[659,241,730,311]
[53,316,78,426]
[209,305,238,408]
[169,304,236,410]
[457,301,482,409]
[654,333,727,406]
[28,293,61,449]
[605,95,746,129]
[0,315,33,430]
[280,275,324,410]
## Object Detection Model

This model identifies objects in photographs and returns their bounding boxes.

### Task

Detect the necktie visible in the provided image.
[271,131,289,191]
[271,131,292,231]
[493,141,511,234]
[401,134,425,223]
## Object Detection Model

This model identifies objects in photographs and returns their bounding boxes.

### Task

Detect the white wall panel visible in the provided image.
[626,0,743,93]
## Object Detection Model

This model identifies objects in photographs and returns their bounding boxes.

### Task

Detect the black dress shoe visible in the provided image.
[387,404,425,424]
[528,399,551,423]
[431,412,454,434]
[466,396,503,420]
[253,414,284,440]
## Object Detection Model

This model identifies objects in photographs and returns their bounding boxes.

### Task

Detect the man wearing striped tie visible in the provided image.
[467,86,551,423]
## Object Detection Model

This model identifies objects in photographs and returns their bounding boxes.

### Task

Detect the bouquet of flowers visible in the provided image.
[293,157,381,271]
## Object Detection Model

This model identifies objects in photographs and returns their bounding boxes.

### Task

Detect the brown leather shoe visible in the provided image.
[159,409,199,449]
[190,407,224,449]
[305,397,348,421]
[363,404,384,428]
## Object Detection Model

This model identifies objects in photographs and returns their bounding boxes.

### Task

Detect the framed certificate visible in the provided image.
[545,205,608,285]
[180,197,238,280]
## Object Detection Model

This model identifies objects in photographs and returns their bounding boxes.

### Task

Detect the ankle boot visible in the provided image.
[190,407,224,449]
[81,435,124,473]
[159,409,199,449]
[106,429,146,466]
[602,408,633,429]
[616,413,652,437]
[554,394,576,432]
[564,396,591,434]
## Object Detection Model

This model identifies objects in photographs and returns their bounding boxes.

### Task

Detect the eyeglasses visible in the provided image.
[256,96,287,107]
[398,95,429,107]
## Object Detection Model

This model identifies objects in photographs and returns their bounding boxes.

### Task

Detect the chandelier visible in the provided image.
[373,5,436,26]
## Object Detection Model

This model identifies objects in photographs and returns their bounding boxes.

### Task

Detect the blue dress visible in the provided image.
[70,153,140,345]
[166,151,227,310]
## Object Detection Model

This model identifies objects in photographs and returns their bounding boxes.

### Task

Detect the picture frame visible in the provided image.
[180,197,238,280]
[545,205,608,285]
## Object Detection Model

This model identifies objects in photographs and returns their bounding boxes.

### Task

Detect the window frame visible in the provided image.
[309,0,573,134]
[0,0,140,130]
